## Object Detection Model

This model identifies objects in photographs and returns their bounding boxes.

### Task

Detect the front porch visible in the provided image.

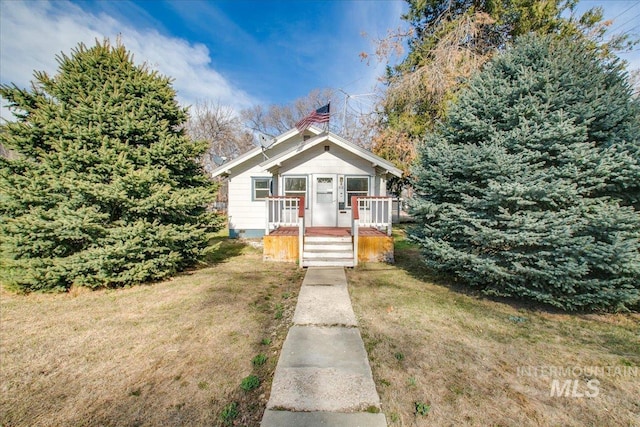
[263,197,394,267]
[268,227,387,237]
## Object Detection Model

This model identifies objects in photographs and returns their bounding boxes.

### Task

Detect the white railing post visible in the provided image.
[354,197,392,235]
[387,197,393,236]
[298,196,305,268]
[265,198,270,235]
[298,215,304,268]
[352,196,359,267]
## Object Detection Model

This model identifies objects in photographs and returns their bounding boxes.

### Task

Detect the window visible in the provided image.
[346,176,369,206]
[252,177,272,201]
[316,177,333,203]
[284,176,307,205]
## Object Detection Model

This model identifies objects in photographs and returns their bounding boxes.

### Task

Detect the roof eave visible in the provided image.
[210,126,323,178]
[260,131,402,177]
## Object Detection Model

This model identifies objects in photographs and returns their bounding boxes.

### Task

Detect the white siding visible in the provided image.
[226,135,389,233]
[281,143,374,176]
[227,132,310,232]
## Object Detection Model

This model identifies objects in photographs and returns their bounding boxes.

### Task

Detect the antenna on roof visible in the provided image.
[338,89,377,135]
[255,132,277,160]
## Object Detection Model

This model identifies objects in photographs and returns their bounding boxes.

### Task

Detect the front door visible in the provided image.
[313,174,337,226]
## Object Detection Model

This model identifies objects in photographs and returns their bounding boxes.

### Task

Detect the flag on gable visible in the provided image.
[295,103,330,131]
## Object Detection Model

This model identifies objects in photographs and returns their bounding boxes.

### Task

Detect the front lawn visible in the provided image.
[0,236,303,426]
[348,226,640,426]
[3,227,637,426]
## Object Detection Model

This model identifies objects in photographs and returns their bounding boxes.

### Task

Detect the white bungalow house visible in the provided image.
[210,125,402,267]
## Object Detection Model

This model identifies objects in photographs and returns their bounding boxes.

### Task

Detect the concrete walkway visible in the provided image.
[261,267,386,427]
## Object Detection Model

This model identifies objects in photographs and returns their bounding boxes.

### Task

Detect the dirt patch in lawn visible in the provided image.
[0,237,304,426]
[347,227,640,426]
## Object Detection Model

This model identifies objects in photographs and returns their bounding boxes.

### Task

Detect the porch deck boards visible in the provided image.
[269,227,387,237]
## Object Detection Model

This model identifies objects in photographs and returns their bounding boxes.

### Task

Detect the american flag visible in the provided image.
[295,103,330,131]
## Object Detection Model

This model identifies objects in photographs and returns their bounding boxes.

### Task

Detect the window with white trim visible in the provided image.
[252,177,272,201]
[346,176,369,206]
[283,176,307,205]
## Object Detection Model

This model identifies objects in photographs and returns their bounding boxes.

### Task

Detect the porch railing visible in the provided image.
[353,196,393,236]
[265,196,305,268]
[265,196,305,234]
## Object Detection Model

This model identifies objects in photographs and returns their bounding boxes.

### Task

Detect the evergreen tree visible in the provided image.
[0,40,222,291]
[409,34,640,311]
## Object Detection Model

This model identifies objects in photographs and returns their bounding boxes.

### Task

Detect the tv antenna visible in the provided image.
[338,89,377,134]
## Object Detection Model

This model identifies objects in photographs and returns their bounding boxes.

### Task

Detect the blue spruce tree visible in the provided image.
[0,40,222,291]
[410,34,640,311]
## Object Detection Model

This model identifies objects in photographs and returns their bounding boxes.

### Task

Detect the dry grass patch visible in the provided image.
[348,227,640,426]
[1,237,304,426]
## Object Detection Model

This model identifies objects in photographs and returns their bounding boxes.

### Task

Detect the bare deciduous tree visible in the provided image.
[185,100,254,165]
[241,88,379,149]
[185,100,255,205]
[241,88,336,137]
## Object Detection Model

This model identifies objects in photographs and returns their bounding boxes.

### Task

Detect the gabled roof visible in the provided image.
[260,131,402,177]
[210,126,324,177]
[210,126,402,178]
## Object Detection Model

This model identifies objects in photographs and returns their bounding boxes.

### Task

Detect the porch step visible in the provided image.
[302,236,354,268]
[303,242,352,251]
[303,259,355,267]
[305,236,352,244]
[303,250,353,259]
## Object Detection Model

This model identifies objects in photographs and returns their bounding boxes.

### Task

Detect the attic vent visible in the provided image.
[303,135,311,141]
[324,145,330,152]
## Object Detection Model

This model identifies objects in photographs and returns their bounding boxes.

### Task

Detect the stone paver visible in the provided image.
[261,267,386,427]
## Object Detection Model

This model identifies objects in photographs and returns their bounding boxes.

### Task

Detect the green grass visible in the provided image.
[240,375,260,391]
[252,353,267,367]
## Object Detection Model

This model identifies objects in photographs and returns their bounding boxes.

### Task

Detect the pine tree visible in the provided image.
[0,40,222,291]
[410,34,640,311]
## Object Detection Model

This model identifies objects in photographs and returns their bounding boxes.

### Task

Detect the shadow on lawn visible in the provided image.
[201,235,249,265]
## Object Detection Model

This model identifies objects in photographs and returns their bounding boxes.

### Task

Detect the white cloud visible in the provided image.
[0,0,256,121]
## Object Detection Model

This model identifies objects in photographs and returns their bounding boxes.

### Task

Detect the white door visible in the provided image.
[313,175,337,226]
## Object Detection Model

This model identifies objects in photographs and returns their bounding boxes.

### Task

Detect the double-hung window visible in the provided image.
[252,177,272,201]
[346,176,369,206]
[283,176,307,206]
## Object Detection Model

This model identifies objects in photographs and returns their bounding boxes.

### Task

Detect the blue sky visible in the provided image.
[0,0,407,116]
[1,0,639,120]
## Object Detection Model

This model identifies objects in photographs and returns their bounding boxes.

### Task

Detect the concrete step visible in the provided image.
[303,250,353,259]
[303,259,354,267]
[305,236,352,244]
[303,242,352,251]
